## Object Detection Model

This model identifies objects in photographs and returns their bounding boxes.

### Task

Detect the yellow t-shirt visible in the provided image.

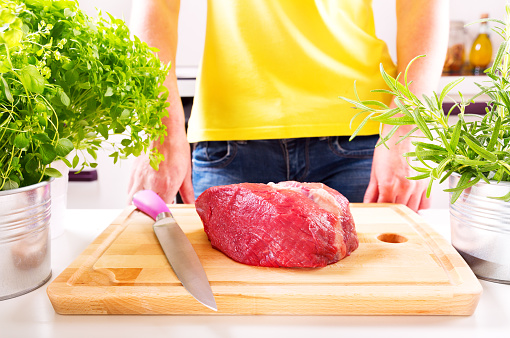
[187,0,396,143]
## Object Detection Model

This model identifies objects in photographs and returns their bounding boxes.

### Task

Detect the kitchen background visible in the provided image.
[68,0,507,209]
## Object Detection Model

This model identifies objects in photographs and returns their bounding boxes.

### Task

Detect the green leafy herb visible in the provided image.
[0,0,170,190]
[340,7,510,203]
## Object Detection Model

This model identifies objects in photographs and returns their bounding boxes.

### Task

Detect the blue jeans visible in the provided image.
[192,135,378,202]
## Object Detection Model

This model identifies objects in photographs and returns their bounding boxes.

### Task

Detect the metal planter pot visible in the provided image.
[449,174,510,284]
[0,180,52,300]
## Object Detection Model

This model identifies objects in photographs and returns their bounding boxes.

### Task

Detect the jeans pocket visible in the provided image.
[328,135,378,159]
[192,141,237,169]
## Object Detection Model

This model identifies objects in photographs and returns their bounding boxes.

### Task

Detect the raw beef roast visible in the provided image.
[195,181,358,268]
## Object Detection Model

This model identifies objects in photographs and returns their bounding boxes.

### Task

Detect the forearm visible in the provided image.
[366,1,448,210]
[127,0,194,203]
[130,0,186,151]
[386,0,449,136]
[395,0,449,97]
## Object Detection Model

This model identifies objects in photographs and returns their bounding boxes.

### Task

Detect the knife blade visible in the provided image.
[132,190,217,311]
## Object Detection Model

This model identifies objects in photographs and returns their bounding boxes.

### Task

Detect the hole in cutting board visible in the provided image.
[377,233,408,243]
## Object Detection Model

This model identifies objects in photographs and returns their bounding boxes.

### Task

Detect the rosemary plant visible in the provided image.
[341,8,510,203]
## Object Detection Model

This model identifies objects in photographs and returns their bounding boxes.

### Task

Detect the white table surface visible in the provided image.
[1,208,509,338]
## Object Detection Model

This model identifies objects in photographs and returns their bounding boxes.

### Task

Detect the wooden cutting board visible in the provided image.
[47,204,482,315]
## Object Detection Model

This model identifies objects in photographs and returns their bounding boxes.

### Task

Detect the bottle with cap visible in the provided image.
[469,13,492,75]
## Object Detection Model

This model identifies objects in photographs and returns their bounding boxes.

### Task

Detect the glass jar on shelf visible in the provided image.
[443,21,466,75]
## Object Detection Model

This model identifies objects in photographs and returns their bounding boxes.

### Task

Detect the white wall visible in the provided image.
[70,0,507,209]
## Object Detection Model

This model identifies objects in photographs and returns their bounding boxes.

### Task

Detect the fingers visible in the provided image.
[363,179,379,203]
[393,179,413,207]
[376,183,396,204]
[154,182,176,204]
[178,159,195,203]
[127,154,194,205]
[402,187,421,212]
[179,181,195,204]
[418,189,431,210]
[370,178,430,212]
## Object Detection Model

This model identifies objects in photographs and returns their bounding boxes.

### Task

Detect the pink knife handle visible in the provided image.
[132,190,170,220]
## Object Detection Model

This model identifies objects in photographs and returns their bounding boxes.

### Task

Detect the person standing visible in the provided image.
[127,0,449,212]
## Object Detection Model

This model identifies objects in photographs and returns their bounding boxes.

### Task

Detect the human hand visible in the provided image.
[368,0,447,213]
[127,139,195,205]
[363,137,430,212]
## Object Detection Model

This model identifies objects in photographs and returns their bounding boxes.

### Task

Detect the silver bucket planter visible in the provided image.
[0,180,52,300]
[449,174,510,284]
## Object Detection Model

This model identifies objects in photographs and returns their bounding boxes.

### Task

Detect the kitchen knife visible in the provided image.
[132,190,217,311]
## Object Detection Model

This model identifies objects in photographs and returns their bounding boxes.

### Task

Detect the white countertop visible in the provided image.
[1,208,510,338]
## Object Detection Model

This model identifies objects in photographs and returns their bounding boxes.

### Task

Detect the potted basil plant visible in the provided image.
[0,0,169,300]
[341,9,510,284]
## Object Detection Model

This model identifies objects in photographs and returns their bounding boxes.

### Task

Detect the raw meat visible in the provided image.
[195,181,358,268]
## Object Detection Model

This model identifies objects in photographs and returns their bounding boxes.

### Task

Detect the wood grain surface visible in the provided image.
[46,204,482,315]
